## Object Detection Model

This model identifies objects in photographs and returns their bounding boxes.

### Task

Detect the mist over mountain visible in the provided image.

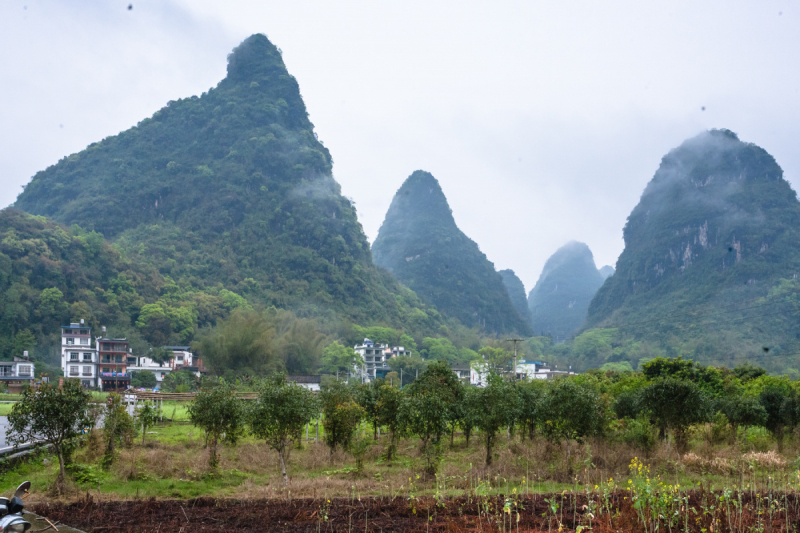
[527,241,605,340]
[372,170,532,335]
[499,269,533,325]
[13,34,439,329]
[585,129,800,371]
[599,265,615,279]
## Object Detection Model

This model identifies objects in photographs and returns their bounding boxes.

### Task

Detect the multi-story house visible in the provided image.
[61,322,97,387]
[97,337,130,391]
[127,346,205,385]
[353,339,412,380]
[0,355,35,393]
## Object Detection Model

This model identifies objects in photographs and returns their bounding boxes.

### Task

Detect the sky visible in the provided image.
[2,0,799,292]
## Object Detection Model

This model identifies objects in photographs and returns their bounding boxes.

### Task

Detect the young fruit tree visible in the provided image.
[320,379,364,459]
[476,373,519,466]
[638,377,710,456]
[541,378,605,465]
[135,402,161,445]
[249,374,319,484]
[400,360,462,477]
[7,380,91,493]
[187,382,246,469]
[101,393,135,468]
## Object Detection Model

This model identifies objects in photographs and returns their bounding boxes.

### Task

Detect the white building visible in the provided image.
[0,356,35,393]
[127,346,203,386]
[516,360,576,380]
[61,322,97,387]
[353,339,412,380]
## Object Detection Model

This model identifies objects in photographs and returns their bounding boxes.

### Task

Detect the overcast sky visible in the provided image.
[2,0,799,292]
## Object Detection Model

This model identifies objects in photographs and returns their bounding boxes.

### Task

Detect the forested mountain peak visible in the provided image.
[499,269,533,325]
[372,171,532,335]
[12,34,440,330]
[583,129,800,372]
[527,241,604,340]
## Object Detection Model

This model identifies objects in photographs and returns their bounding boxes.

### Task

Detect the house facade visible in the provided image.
[0,356,35,393]
[61,322,97,387]
[353,339,412,380]
[97,337,130,391]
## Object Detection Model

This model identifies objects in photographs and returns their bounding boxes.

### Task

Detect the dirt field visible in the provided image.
[32,490,800,532]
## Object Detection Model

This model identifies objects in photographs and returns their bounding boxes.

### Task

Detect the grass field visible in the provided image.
[1,412,796,508]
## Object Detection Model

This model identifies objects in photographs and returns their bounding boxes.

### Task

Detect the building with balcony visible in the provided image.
[127,346,206,386]
[0,357,35,393]
[354,339,413,380]
[61,322,97,387]
[98,337,130,391]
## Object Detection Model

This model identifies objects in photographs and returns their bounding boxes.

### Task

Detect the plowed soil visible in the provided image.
[33,491,800,532]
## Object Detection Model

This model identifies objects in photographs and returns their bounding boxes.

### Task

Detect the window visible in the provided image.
[83,353,92,361]
[69,366,79,376]
[102,367,110,373]
[66,338,75,345]
[70,352,79,361]
[82,366,92,376]
[79,338,89,345]
[177,355,184,361]
[18,365,32,377]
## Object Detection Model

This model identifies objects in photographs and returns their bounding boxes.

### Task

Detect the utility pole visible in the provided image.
[506,338,525,379]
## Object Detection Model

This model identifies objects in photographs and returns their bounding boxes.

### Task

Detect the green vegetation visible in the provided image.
[12,34,445,352]
[499,269,532,325]
[527,241,605,340]
[372,170,532,335]
[584,129,800,374]
[9,358,800,507]
[249,374,319,483]
[7,380,91,492]
[187,382,246,468]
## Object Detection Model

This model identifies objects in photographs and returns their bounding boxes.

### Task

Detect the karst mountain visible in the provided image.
[586,129,800,369]
[13,34,438,331]
[527,241,605,340]
[372,171,532,335]
[499,269,533,326]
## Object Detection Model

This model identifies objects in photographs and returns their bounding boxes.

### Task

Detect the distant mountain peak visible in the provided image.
[528,241,604,339]
[225,33,286,83]
[373,170,531,335]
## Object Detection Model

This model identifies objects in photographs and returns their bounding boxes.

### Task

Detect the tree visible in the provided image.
[400,360,462,476]
[131,370,157,389]
[194,310,280,377]
[386,354,427,386]
[320,379,364,458]
[187,382,246,469]
[101,393,135,468]
[249,374,319,484]
[148,347,174,366]
[7,381,91,492]
[320,341,361,375]
[375,384,404,460]
[639,378,709,456]
[517,379,546,441]
[541,378,605,463]
[353,379,383,440]
[717,395,767,444]
[459,386,482,447]
[477,374,520,466]
[758,386,799,450]
[478,347,513,374]
[135,402,161,445]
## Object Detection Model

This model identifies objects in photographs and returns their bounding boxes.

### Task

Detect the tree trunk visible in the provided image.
[209,434,218,469]
[142,422,146,445]
[465,428,471,447]
[485,433,494,466]
[373,422,378,441]
[279,445,289,485]
[56,445,66,494]
[450,426,455,447]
